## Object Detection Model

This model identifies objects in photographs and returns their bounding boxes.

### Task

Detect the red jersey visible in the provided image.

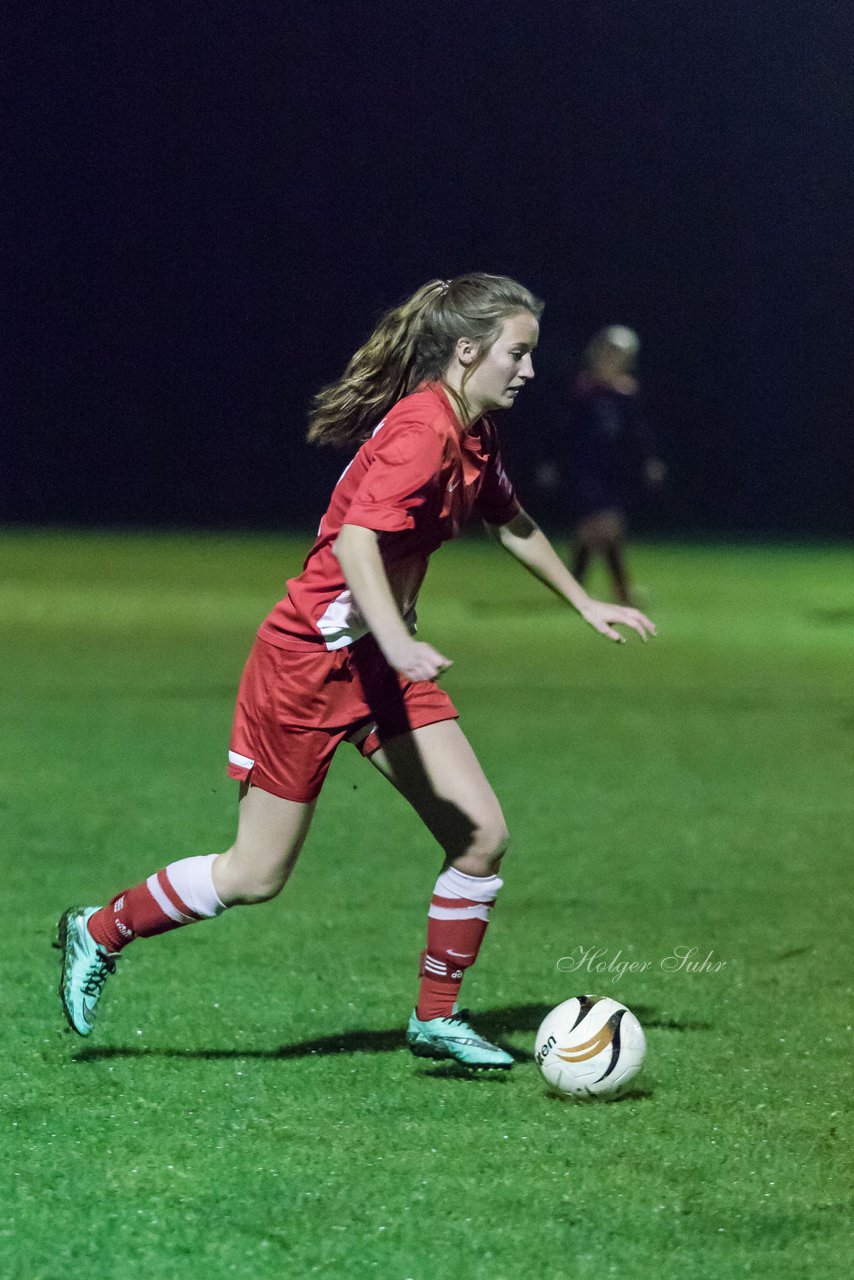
[259,383,520,651]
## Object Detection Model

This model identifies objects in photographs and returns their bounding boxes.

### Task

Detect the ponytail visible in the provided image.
[307,273,543,447]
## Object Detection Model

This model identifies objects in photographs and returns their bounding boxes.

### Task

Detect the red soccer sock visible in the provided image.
[416,866,503,1021]
[87,854,227,952]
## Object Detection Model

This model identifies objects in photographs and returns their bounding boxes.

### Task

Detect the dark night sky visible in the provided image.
[5,1,854,533]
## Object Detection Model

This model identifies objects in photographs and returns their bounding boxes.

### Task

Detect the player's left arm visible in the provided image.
[484,509,656,644]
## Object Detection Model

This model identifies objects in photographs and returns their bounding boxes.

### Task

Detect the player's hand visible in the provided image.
[579,600,657,644]
[386,639,453,681]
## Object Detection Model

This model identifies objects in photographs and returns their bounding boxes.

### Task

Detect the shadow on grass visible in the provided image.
[806,607,854,626]
[543,1086,655,1105]
[634,1009,713,1032]
[773,944,814,961]
[72,1000,709,1065]
[413,1063,513,1082]
[72,1002,548,1066]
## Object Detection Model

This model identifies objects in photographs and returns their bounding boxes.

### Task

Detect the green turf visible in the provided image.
[2,528,852,1279]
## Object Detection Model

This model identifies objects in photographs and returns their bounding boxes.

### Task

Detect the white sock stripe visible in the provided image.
[428,903,492,922]
[146,873,194,925]
[165,854,226,918]
[433,867,504,904]
[424,958,449,974]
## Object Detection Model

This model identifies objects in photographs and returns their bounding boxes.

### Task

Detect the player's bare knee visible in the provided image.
[454,817,509,876]
[232,874,285,905]
[214,847,290,906]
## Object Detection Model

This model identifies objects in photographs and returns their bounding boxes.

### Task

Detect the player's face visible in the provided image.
[594,345,633,379]
[465,312,539,415]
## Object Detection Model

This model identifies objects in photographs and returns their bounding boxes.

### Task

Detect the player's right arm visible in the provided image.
[333,524,452,681]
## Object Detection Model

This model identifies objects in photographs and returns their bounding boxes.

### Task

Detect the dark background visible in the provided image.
[5,1,854,534]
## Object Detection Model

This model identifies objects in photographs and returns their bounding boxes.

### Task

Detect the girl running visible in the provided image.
[57,274,655,1068]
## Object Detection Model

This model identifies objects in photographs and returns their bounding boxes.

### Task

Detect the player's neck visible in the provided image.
[440,377,483,431]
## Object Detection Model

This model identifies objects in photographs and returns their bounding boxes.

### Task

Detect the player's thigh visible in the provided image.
[214,783,316,903]
[366,719,508,864]
[573,509,622,550]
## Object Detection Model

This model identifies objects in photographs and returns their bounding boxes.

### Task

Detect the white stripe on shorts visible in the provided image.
[228,750,255,770]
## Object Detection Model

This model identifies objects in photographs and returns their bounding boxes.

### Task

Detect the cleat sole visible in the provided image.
[407,1032,513,1070]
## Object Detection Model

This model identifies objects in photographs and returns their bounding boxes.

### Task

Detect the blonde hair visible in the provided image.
[307,273,544,446]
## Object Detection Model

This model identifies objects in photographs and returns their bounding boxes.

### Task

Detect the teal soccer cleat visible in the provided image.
[56,907,117,1036]
[406,1010,513,1069]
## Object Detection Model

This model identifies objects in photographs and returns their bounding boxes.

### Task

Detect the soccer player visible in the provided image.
[551,326,665,607]
[57,274,655,1069]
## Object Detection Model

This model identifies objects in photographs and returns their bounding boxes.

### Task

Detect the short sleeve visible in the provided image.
[473,423,521,526]
[343,420,444,533]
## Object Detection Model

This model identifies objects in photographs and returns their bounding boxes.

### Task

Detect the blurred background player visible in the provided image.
[56,275,655,1070]
[539,325,666,606]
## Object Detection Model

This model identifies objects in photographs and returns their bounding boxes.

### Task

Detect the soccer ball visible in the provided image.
[534,994,646,1098]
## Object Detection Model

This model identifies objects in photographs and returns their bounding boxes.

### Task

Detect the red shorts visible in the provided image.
[227,634,458,803]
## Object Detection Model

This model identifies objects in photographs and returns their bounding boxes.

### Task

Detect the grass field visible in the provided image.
[2,528,853,1279]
